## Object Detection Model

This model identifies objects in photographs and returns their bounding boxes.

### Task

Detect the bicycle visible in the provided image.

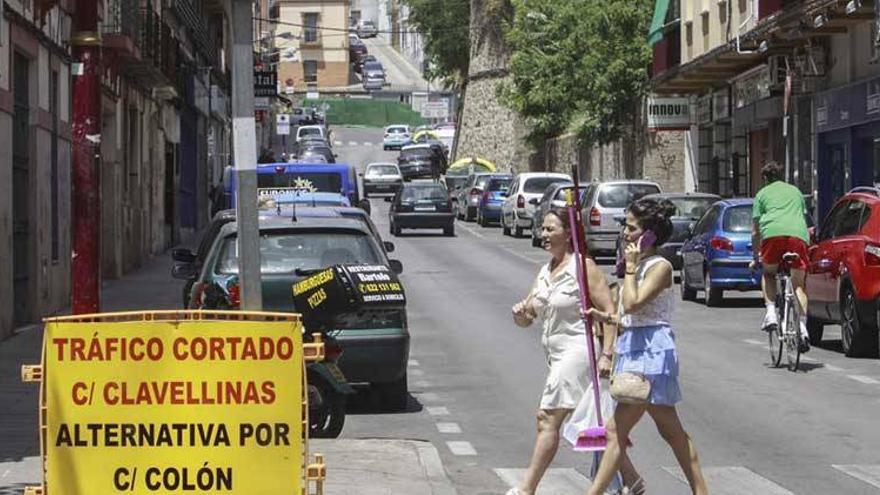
[767,252,805,371]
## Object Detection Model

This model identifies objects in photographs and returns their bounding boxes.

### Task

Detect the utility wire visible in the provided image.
[252,16,470,35]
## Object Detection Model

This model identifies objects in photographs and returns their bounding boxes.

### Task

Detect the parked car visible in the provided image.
[397,144,441,180]
[383,125,412,150]
[389,182,455,236]
[456,172,507,222]
[363,162,404,197]
[296,145,336,164]
[476,175,514,226]
[180,215,409,410]
[357,20,378,38]
[806,187,880,356]
[226,163,369,212]
[581,180,662,256]
[355,54,377,74]
[530,183,590,247]
[444,172,469,204]
[635,192,721,270]
[349,35,368,60]
[361,61,386,90]
[680,199,762,306]
[296,124,328,142]
[500,172,572,237]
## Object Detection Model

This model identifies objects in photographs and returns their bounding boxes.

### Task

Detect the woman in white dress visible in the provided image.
[509,210,643,495]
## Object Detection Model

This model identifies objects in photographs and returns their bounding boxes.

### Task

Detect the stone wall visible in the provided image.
[454,0,533,171]
[541,126,686,192]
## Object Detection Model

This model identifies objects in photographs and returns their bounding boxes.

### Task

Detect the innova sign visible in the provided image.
[647,96,691,131]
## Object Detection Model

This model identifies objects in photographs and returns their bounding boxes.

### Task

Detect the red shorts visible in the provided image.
[760,236,808,270]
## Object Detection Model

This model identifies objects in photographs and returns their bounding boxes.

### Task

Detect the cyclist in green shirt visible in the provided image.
[750,161,810,353]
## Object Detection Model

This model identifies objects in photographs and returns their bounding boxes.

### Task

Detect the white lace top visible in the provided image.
[619,255,674,328]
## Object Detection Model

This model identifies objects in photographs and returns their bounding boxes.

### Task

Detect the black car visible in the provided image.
[389,182,455,236]
[297,145,336,163]
[355,54,377,74]
[397,145,444,180]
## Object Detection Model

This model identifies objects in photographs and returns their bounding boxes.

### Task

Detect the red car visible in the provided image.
[806,187,880,357]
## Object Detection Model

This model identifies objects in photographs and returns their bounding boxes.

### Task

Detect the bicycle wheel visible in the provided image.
[786,295,802,372]
[768,297,783,368]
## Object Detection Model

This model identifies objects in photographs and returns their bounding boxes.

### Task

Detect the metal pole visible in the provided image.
[231,0,263,310]
[70,0,102,314]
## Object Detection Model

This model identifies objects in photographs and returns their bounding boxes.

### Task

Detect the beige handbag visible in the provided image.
[609,372,651,404]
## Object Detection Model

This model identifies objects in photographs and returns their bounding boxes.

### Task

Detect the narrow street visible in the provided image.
[329,126,880,494]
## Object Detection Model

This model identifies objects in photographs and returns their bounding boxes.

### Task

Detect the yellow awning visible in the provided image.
[447,157,497,174]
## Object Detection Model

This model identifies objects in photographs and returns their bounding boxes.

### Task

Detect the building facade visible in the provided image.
[277,0,351,89]
[0,0,75,339]
[651,0,879,220]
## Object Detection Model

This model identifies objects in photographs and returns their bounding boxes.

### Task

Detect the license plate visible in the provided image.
[415,206,436,211]
[375,184,390,189]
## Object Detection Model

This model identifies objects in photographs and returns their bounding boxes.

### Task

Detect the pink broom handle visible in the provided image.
[566,202,604,429]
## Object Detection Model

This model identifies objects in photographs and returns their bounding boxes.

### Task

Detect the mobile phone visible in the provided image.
[638,230,657,251]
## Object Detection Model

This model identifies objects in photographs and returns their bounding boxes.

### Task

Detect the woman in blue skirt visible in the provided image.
[585,199,708,495]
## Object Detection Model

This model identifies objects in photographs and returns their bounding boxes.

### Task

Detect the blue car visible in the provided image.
[680,198,761,306]
[476,175,514,227]
[225,162,366,212]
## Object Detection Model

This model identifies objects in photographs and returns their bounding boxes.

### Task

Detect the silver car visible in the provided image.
[530,182,592,247]
[363,162,404,197]
[581,180,662,256]
[500,172,572,237]
[362,61,386,90]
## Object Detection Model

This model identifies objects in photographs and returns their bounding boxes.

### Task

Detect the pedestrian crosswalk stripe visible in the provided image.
[847,375,880,385]
[446,441,477,456]
[410,368,425,376]
[348,141,358,146]
[333,141,342,146]
[663,466,794,494]
[824,364,846,372]
[834,464,880,488]
[743,339,764,346]
[426,406,449,416]
[436,422,461,434]
[415,392,440,402]
[495,468,590,494]
[408,359,420,366]
[362,142,373,146]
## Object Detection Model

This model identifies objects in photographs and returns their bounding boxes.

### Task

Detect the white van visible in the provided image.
[296,125,328,142]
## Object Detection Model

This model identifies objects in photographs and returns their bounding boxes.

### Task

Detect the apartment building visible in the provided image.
[277,0,351,88]
[650,0,879,219]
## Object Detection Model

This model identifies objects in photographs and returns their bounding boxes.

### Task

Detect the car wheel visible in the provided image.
[375,373,408,412]
[806,315,824,346]
[307,378,346,439]
[392,223,401,237]
[444,224,455,236]
[840,284,878,357]
[514,225,524,238]
[680,270,696,301]
[704,270,723,307]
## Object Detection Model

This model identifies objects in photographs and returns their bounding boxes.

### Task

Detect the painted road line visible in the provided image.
[415,392,441,402]
[436,422,462,434]
[414,380,432,388]
[495,468,590,493]
[362,142,373,146]
[333,141,342,146]
[348,141,358,146]
[824,364,846,372]
[408,359,420,366]
[833,465,880,489]
[500,246,545,266]
[446,441,477,456]
[743,339,764,346]
[410,368,425,376]
[426,406,450,416]
[456,222,486,240]
[847,375,880,385]
[800,355,818,363]
[663,466,793,495]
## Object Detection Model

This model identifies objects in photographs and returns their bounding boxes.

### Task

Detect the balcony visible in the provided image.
[104,3,177,92]
[166,0,218,65]
[102,0,141,59]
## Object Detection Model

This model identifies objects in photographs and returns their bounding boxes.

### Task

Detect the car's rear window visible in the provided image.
[400,148,432,158]
[387,127,408,134]
[367,165,399,176]
[553,186,585,201]
[488,178,511,192]
[667,197,717,219]
[597,184,661,208]
[524,177,567,194]
[299,127,322,137]
[722,205,753,233]
[364,62,382,70]
[216,231,380,274]
[402,186,447,201]
[258,172,343,193]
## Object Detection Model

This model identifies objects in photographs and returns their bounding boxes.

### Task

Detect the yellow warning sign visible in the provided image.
[44,316,303,494]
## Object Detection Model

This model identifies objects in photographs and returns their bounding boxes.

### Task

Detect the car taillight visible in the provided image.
[589,207,601,226]
[710,236,734,251]
[274,165,285,174]
[865,244,880,265]
[325,342,344,361]
[517,195,525,208]
[227,283,241,309]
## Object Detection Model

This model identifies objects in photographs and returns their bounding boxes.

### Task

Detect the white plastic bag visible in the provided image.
[562,380,614,447]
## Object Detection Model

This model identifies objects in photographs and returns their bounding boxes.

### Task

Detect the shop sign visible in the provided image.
[647,96,692,131]
[254,70,278,97]
[733,65,771,109]
[713,89,730,121]
[816,104,828,128]
[695,95,712,125]
[817,74,880,133]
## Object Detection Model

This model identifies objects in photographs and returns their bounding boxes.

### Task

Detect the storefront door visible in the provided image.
[828,144,848,204]
[749,128,770,194]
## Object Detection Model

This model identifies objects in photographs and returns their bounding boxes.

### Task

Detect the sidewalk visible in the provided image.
[0,252,456,494]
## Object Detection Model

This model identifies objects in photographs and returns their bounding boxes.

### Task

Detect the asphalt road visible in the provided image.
[332,126,880,495]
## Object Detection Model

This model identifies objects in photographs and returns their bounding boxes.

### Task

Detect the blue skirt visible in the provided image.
[614,324,682,406]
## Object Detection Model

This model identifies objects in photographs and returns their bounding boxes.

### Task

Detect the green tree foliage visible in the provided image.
[500,0,653,147]
[401,0,471,87]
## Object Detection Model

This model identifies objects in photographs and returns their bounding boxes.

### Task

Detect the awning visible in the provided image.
[648,0,671,46]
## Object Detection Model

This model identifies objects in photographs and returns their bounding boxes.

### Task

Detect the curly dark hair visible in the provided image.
[626,198,677,246]
[761,160,784,183]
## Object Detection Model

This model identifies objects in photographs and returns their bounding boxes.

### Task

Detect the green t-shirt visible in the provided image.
[752,181,809,243]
